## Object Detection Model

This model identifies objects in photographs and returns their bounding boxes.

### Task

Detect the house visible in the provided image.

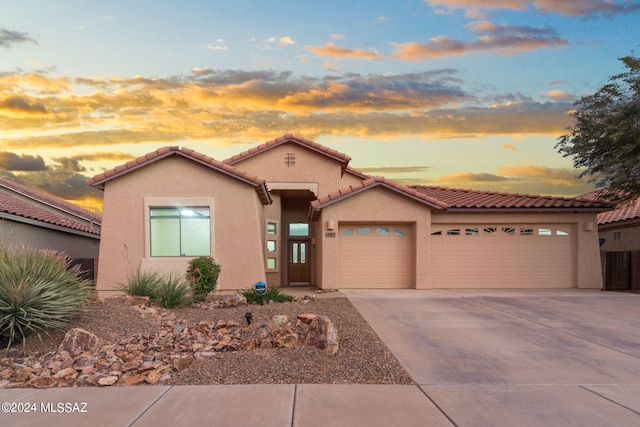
[88,134,614,298]
[581,191,640,291]
[0,177,101,281]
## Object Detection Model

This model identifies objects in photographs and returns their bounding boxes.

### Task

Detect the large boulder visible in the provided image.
[58,328,101,355]
[297,314,339,354]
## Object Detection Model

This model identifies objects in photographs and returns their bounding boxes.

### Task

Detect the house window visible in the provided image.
[265,220,279,271]
[484,227,497,235]
[538,228,552,236]
[465,228,479,236]
[358,227,372,236]
[376,227,390,236]
[285,152,295,167]
[447,229,461,236]
[501,227,515,235]
[150,207,210,257]
[290,223,309,236]
[520,228,534,236]
[267,222,277,235]
[613,231,622,240]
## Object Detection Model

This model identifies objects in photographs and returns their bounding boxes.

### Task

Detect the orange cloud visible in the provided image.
[541,89,575,102]
[502,143,518,151]
[424,0,640,17]
[306,43,384,60]
[392,21,568,60]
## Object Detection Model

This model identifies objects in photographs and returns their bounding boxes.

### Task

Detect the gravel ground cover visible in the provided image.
[1,295,414,386]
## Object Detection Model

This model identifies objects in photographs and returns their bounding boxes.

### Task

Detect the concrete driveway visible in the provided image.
[343,289,640,426]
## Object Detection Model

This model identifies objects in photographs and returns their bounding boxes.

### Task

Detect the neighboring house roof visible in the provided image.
[87,146,272,205]
[410,185,615,212]
[224,133,352,175]
[580,189,640,225]
[0,179,101,237]
[0,177,101,224]
[309,176,448,220]
[345,165,370,180]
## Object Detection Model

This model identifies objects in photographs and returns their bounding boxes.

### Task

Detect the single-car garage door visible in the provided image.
[430,224,574,288]
[338,224,412,288]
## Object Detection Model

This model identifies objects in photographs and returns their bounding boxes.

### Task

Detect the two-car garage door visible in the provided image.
[338,224,412,288]
[430,224,575,288]
[337,222,575,289]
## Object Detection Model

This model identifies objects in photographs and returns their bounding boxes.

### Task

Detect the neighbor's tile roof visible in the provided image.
[0,177,101,224]
[580,190,640,225]
[87,146,272,205]
[0,192,100,236]
[410,185,615,211]
[309,177,448,220]
[224,133,352,173]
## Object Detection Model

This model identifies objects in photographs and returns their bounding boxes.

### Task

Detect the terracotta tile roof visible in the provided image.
[87,146,272,205]
[0,192,100,236]
[224,133,352,174]
[580,190,640,225]
[0,177,101,224]
[309,177,448,220]
[410,185,615,211]
[345,165,370,179]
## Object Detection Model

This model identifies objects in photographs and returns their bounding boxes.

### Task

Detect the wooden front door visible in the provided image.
[289,239,310,285]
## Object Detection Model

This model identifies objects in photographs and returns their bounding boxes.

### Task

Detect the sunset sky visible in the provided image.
[1,1,639,213]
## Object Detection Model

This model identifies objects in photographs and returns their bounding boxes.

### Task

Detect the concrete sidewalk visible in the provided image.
[0,384,450,426]
[2,288,640,426]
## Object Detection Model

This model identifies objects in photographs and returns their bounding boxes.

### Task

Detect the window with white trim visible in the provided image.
[150,207,210,256]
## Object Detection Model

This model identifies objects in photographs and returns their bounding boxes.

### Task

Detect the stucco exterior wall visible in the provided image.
[599,220,640,252]
[314,187,432,289]
[340,171,366,188]
[0,219,99,259]
[95,156,267,298]
[230,142,344,197]
[431,211,603,289]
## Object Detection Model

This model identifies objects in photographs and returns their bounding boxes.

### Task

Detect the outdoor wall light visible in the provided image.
[244,312,253,325]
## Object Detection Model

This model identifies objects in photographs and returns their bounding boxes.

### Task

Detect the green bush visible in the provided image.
[186,257,221,302]
[0,246,92,348]
[153,274,193,309]
[241,286,295,305]
[118,270,162,298]
[120,269,193,309]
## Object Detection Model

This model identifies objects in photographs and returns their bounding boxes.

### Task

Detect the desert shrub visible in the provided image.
[0,245,92,348]
[186,256,221,302]
[241,286,295,305]
[120,269,193,309]
[119,270,162,298]
[154,274,193,309]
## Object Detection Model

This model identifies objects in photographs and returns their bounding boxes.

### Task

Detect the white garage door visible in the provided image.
[430,224,574,288]
[338,224,412,288]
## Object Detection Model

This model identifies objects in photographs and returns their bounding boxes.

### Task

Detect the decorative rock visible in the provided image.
[297,314,339,354]
[172,355,194,371]
[97,376,119,386]
[118,373,146,386]
[224,292,247,307]
[272,327,299,348]
[53,367,78,380]
[124,295,150,306]
[58,328,101,355]
[28,376,57,389]
[145,370,163,384]
[272,315,289,326]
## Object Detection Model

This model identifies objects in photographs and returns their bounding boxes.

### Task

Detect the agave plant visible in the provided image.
[0,245,92,348]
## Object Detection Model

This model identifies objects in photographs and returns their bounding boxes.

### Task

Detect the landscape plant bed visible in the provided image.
[0,296,414,387]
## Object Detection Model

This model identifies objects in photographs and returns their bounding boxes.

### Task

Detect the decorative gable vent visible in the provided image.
[285,152,295,167]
